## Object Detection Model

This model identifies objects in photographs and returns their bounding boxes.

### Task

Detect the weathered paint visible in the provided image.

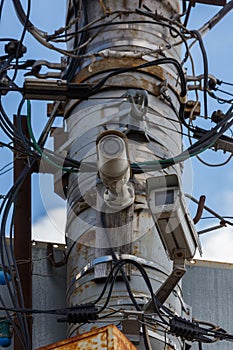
[64,1,186,349]
[35,325,137,350]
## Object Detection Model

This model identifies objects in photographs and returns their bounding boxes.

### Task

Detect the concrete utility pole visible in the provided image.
[63,1,192,349]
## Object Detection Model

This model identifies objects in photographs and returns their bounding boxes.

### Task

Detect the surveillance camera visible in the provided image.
[96,130,134,210]
[146,174,202,260]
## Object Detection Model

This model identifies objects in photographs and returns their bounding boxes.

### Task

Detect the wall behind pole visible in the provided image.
[182,260,233,350]
[0,242,67,350]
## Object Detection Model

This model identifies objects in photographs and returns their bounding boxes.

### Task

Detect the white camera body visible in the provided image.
[96,130,134,210]
[147,174,202,260]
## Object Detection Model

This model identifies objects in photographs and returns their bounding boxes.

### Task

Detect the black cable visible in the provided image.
[190,30,208,118]
[220,80,233,87]
[185,193,233,227]
[181,0,187,18]
[11,98,80,172]
[142,323,152,350]
[132,104,233,173]
[0,0,5,21]
[0,160,13,173]
[0,100,18,139]
[11,0,31,83]
[196,153,232,167]
[0,169,32,349]
[87,57,192,134]
[95,259,171,324]
[216,87,233,97]
[12,0,33,28]
[63,17,191,64]
[183,1,193,28]
[8,199,31,349]
[201,216,233,220]
[0,99,66,349]
[90,57,186,96]
[0,140,33,157]
[64,0,89,82]
[0,166,13,175]
[208,90,233,105]
[100,209,141,311]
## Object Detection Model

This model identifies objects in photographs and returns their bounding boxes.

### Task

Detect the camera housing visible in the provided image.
[96,130,134,210]
[147,174,202,260]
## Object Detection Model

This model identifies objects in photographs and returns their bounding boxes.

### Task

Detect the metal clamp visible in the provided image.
[73,253,169,284]
[25,58,66,79]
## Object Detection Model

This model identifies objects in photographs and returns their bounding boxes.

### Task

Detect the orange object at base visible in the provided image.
[36,324,137,350]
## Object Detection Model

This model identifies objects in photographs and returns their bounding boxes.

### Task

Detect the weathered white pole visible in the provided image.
[64,1,188,349]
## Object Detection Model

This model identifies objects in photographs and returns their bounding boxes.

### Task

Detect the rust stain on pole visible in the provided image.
[14,115,32,350]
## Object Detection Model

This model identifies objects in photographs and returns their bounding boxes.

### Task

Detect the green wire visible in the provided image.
[131,137,217,168]
[26,100,78,173]
[26,100,217,173]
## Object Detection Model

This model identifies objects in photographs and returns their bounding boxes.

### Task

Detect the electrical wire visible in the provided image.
[0,101,68,350]
[183,1,193,28]
[11,0,31,83]
[132,104,233,172]
[3,1,233,348]
[95,259,172,324]
[216,87,233,98]
[219,80,233,87]
[26,100,78,172]
[0,257,171,325]
[190,30,208,118]
[208,89,233,105]
[0,160,14,173]
[185,193,233,227]
[11,2,193,66]
[64,0,89,81]
[0,166,13,175]
[0,0,5,21]
[99,209,142,312]
[0,168,32,349]
[195,153,232,167]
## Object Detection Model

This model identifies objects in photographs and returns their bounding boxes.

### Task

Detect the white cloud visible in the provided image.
[195,226,233,263]
[32,207,66,244]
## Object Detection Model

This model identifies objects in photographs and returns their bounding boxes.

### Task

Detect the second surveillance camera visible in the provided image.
[146,174,202,260]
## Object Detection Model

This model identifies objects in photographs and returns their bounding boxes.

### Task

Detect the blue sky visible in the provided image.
[1,1,233,261]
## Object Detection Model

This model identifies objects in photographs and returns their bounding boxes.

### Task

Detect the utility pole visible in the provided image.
[62,1,192,349]
[2,1,233,349]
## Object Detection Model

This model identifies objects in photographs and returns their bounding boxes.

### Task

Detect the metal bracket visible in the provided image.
[186,73,218,92]
[23,78,91,101]
[144,250,186,313]
[122,310,144,344]
[24,58,67,79]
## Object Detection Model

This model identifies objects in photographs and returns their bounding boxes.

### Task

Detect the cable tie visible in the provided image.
[179,94,187,104]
